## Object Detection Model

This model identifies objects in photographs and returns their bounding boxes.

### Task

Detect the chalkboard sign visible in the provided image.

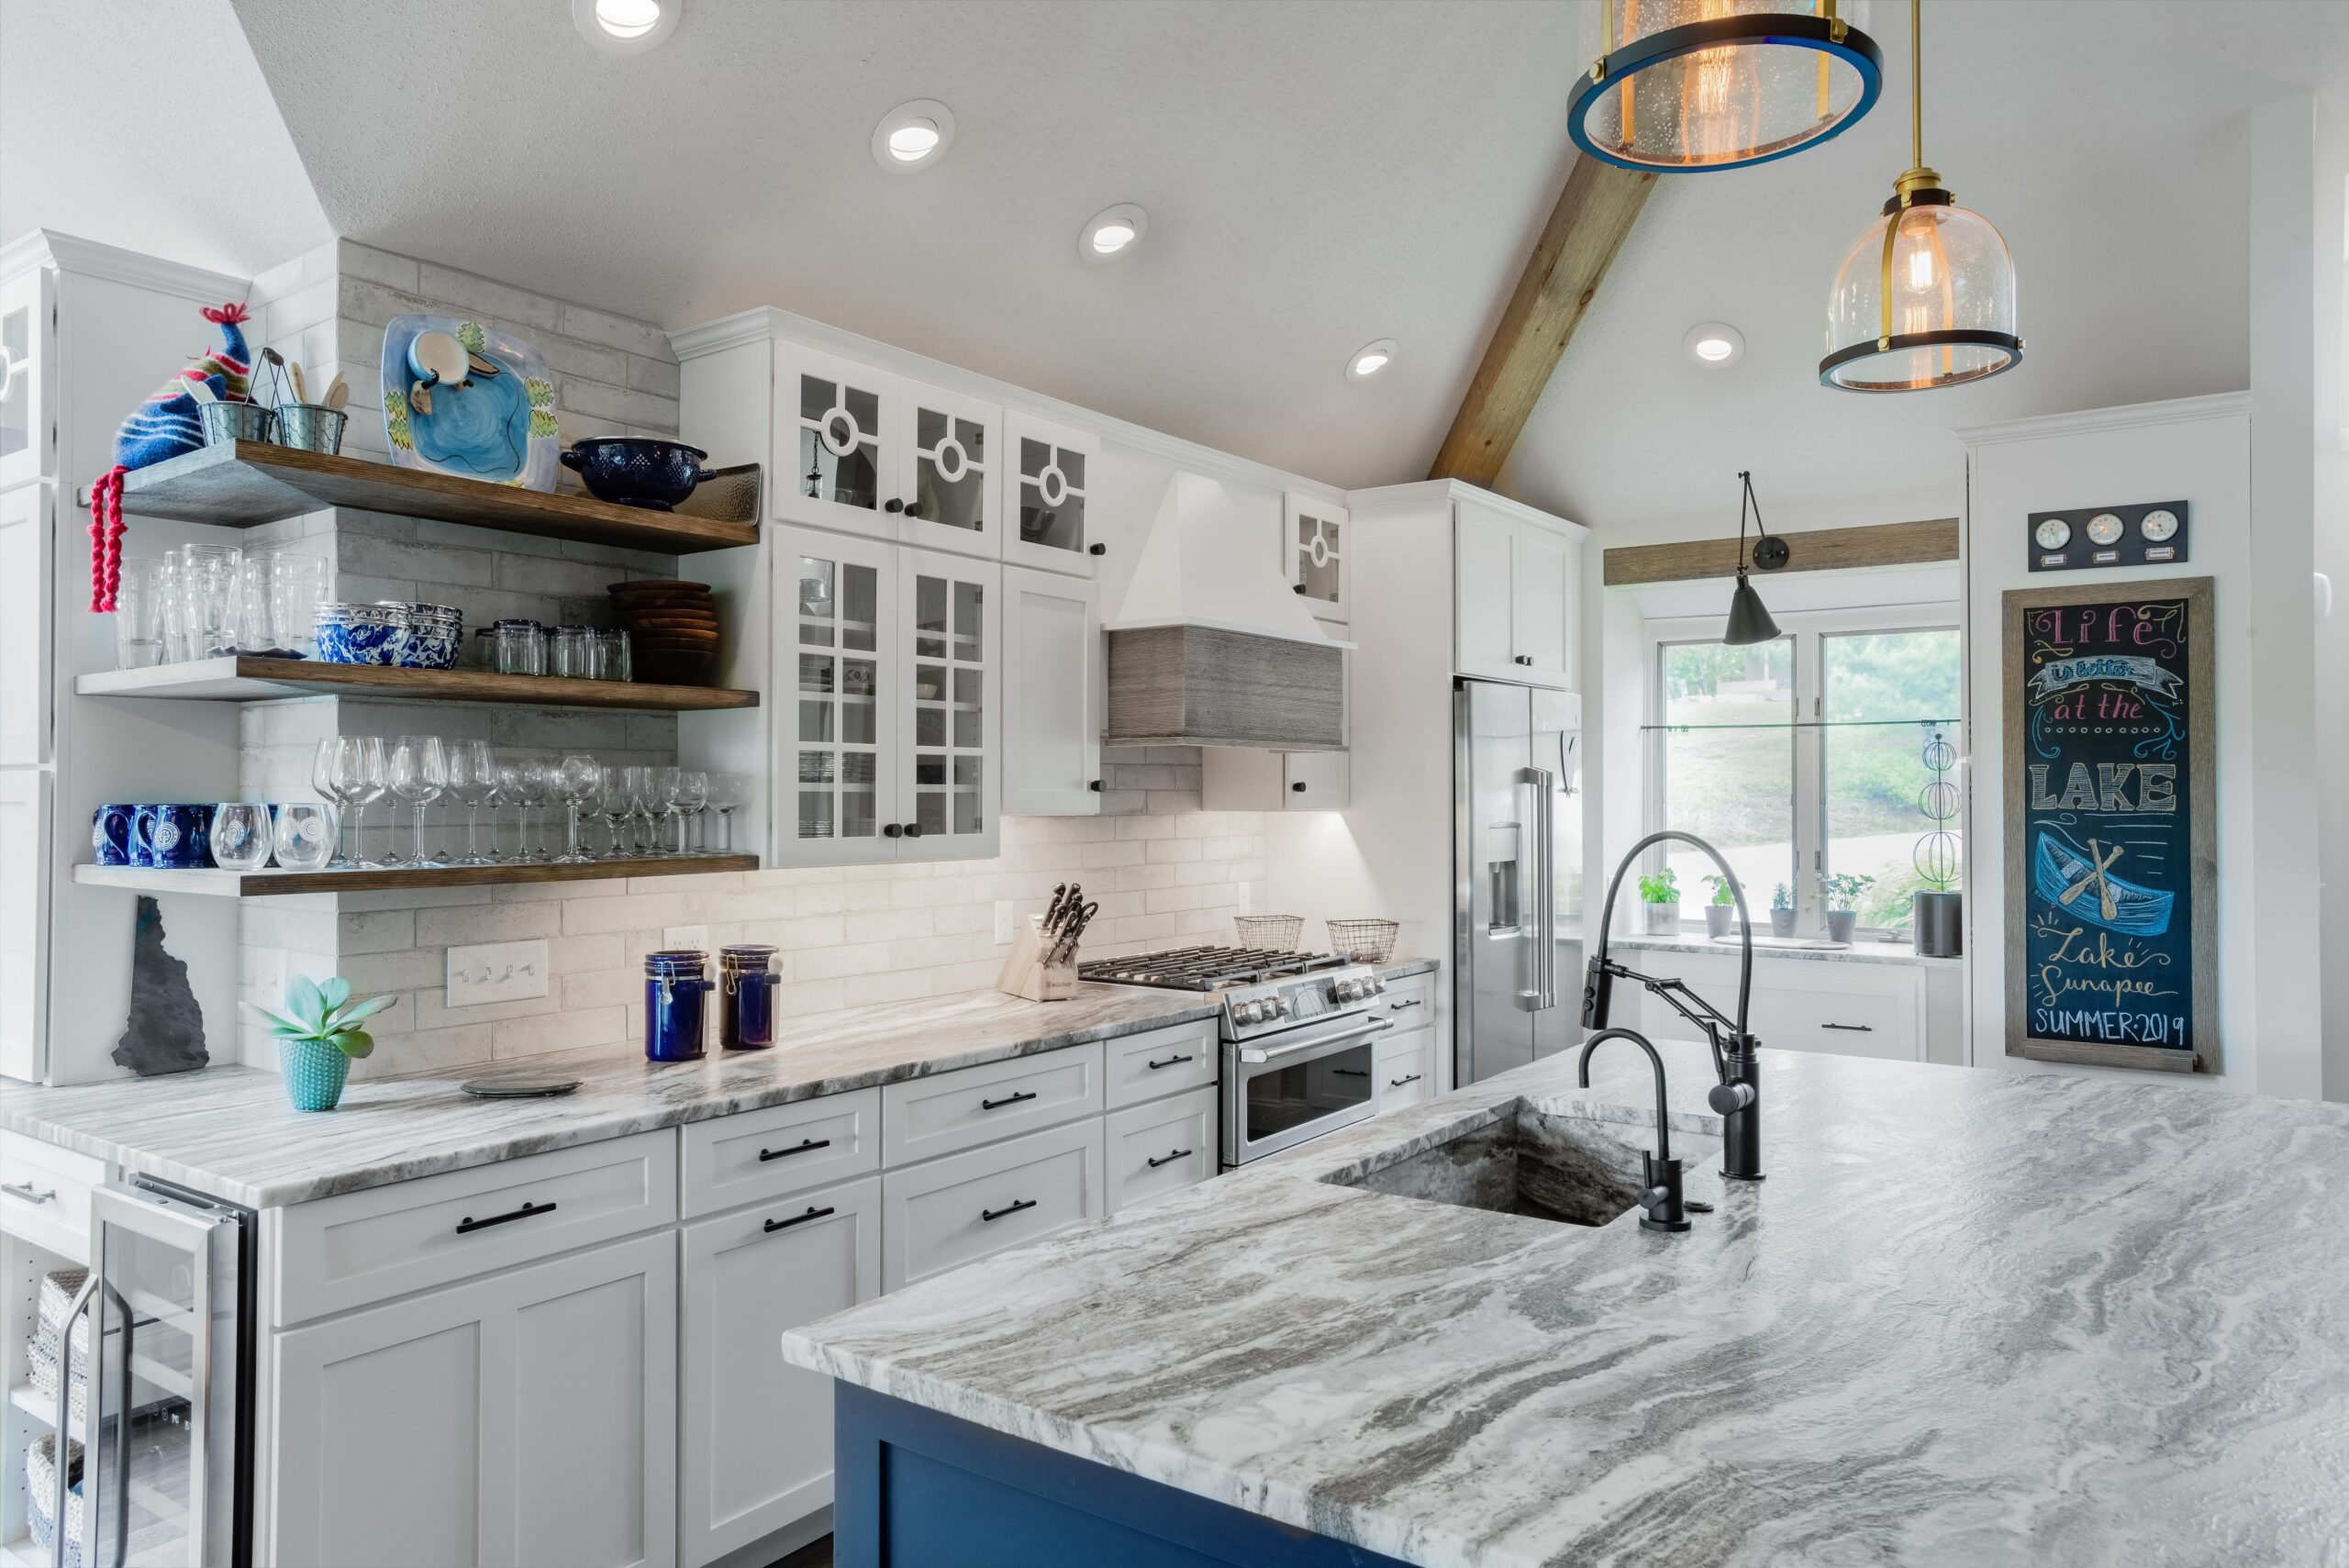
[2002,576,2216,1073]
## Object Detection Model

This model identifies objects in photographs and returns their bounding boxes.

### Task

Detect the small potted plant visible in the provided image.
[1822,873,1875,945]
[249,975,395,1112]
[1769,883,1798,938]
[1637,868,1680,935]
[1700,873,1738,940]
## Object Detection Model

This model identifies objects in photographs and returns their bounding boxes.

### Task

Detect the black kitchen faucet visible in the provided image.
[1576,1028,1691,1232]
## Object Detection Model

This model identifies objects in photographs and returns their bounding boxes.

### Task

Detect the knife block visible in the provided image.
[997,914,1080,1002]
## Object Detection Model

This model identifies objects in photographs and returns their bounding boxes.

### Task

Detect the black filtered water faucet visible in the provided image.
[1576,1028,1690,1232]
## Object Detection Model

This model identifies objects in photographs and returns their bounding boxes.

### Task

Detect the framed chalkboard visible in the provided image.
[2002,576,2217,1073]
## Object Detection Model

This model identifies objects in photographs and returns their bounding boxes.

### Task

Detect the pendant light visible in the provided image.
[1724,471,1786,647]
[1820,0,2019,391]
[1566,1,1884,172]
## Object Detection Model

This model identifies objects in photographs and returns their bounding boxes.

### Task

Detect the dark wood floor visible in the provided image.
[773,1536,832,1567]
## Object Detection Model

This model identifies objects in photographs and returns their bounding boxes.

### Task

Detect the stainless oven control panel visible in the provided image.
[1221,965,1386,1040]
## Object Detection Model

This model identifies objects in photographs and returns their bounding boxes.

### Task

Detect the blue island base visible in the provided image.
[834,1383,1414,1567]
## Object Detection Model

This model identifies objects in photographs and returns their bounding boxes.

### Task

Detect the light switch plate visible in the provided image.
[445,940,550,1007]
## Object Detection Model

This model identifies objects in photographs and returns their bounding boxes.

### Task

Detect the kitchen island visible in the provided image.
[785,1042,2349,1567]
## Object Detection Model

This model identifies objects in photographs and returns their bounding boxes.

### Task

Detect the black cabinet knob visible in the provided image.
[885,498,905,514]
[1513,654,1533,666]
[1291,781,1307,793]
[905,502,924,518]
[1088,779,1104,792]
[903,823,925,839]
[883,824,902,839]
[1087,543,1107,556]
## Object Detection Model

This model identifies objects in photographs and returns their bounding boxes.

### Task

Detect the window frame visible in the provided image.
[1644,602,1960,941]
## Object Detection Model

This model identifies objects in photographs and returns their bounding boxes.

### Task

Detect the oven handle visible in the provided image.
[1236,1016,1395,1065]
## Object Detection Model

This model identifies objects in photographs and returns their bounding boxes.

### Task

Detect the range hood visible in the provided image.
[1104,472,1352,751]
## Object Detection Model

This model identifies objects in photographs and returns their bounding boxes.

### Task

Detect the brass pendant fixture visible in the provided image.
[1567,1,1884,172]
[1819,0,2019,391]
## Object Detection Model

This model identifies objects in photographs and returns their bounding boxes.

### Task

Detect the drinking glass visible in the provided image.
[551,627,595,679]
[706,773,745,852]
[494,762,528,862]
[600,628,631,683]
[209,803,272,871]
[113,557,169,669]
[444,740,499,866]
[495,621,545,676]
[621,766,655,855]
[270,554,328,659]
[180,542,243,658]
[326,736,386,868]
[387,735,448,868]
[234,556,276,653]
[596,766,631,857]
[674,770,709,855]
[552,752,601,864]
[518,760,555,864]
[273,803,334,871]
[650,766,684,857]
[153,551,192,662]
[313,738,350,867]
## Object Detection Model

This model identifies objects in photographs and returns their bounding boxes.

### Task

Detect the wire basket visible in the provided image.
[1326,918,1399,963]
[1233,915,1304,951]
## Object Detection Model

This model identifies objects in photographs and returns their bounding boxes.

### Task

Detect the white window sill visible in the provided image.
[1612,931,1962,969]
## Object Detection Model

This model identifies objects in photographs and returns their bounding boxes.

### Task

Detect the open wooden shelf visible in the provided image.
[78,657,757,713]
[74,853,757,898]
[98,441,759,554]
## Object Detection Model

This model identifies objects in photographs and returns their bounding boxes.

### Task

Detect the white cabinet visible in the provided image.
[1103,1085,1217,1214]
[897,379,1003,560]
[679,1088,880,1219]
[0,484,52,764]
[1000,565,1102,815]
[1376,1025,1434,1112]
[1001,410,1101,577]
[0,266,55,491]
[0,771,47,1084]
[880,1042,1104,1166]
[1201,747,1349,811]
[680,1175,880,1567]
[1629,951,1924,1062]
[1285,493,1349,620]
[772,527,999,865]
[881,1118,1103,1292]
[271,1230,678,1568]
[1453,495,1579,689]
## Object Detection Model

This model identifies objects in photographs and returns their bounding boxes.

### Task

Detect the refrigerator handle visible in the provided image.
[1523,766,1557,1009]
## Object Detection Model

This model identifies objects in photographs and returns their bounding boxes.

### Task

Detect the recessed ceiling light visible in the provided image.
[1346,339,1398,383]
[1684,322,1744,367]
[872,100,956,173]
[1080,205,1148,263]
[573,0,677,52]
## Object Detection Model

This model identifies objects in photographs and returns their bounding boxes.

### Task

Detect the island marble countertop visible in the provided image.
[785,1040,2349,1567]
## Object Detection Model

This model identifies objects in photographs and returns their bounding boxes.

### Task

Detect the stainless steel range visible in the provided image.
[1079,947,1396,1166]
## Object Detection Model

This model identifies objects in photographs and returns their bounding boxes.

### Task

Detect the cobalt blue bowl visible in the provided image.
[562,439,716,512]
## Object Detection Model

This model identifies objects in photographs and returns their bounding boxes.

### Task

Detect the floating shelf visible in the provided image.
[98,441,759,554]
[78,657,757,713]
[75,854,758,898]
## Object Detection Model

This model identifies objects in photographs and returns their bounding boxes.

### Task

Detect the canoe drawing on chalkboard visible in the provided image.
[2033,831,2174,937]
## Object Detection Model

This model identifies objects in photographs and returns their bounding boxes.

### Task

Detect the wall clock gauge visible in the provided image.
[2141,508,2180,542]
[2085,513,2125,546]
[2034,517,2073,550]
[2026,500,2188,573]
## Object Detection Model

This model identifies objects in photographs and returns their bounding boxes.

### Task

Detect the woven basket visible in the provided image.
[27,1430,84,1568]
[37,1268,89,1356]
[1233,915,1304,951]
[1326,918,1400,963]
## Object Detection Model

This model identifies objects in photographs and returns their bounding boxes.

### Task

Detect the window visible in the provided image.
[1647,610,1961,940]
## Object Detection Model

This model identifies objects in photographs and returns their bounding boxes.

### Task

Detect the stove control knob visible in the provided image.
[1239,1001,1264,1025]
[1371,976,1387,994]
[1269,996,1289,1017]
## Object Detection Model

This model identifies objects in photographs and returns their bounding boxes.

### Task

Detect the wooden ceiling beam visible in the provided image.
[1600,518,1962,587]
[1428,157,1656,486]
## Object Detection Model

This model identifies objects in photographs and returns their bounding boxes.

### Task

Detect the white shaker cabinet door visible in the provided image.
[0,267,56,491]
[1000,564,1101,815]
[772,526,898,867]
[271,1230,678,1568]
[0,483,52,764]
[680,1176,881,1566]
[894,378,1003,561]
[1000,411,1101,578]
[893,548,999,861]
[1511,521,1580,690]
[1453,497,1520,682]
[772,341,901,541]
[0,769,49,1084]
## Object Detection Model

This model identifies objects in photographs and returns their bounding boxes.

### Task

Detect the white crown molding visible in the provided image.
[1954,391,2252,448]
[0,229,248,303]
[1344,476,1588,539]
[668,306,1350,505]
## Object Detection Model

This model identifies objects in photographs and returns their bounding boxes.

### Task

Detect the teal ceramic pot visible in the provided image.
[280,1038,351,1112]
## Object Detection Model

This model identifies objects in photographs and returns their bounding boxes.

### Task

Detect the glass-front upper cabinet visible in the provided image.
[1285,493,1349,621]
[894,550,999,862]
[1002,411,1101,579]
[896,381,1001,561]
[776,526,896,866]
[774,342,899,540]
[0,265,55,492]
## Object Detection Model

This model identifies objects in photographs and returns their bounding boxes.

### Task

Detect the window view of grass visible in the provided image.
[1824,629,1962,930]
[1658,639,1794,906]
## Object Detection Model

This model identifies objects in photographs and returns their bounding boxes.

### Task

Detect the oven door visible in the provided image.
[1222,1015,1395,1166]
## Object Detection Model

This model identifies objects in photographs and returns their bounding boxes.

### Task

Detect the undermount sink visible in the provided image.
[1326,1100,1722,1229]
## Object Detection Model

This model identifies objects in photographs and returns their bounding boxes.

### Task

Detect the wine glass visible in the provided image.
[518,760,555,865]
[653,766,685,856]
[595,766,629,858]
[706,773,745,852]
[621,766,655,855]
[387,736,448,868]
[314,738,351,868]
[674,770,709,856]
[495,762,527,862]
[552,753,601,864]
[210,804,272,871]
[328,737,387,869]
[445,740,499,866]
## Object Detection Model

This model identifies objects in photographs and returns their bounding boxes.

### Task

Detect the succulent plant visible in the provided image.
[249,974,395,1060]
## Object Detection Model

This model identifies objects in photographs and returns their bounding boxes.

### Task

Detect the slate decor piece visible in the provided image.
[381,315,558,491]
[112,895,210,1076]
[2002,575,2217,1074]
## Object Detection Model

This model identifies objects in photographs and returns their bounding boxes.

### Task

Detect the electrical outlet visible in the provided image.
[665,924,711,955]
[994,901,1015,944]
[445,940,550,1008]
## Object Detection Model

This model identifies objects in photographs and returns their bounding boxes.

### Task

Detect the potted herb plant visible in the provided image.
[1822,873,1875,944]
[249,975,395,1112]
[1700,873,1738,940]
[1769,883,1798,938]
[1637,868,1680,936]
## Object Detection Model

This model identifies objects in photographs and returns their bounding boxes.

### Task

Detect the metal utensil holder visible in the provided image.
[197,400,276,447]
[274,403,347,454]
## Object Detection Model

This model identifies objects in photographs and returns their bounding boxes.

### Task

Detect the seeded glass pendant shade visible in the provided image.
[1820,0,2020,391]
[1566,1,1883,172]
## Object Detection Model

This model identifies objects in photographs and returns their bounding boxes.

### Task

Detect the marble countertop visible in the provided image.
[0,959,1437,1209]
[785,1040,2349,1567]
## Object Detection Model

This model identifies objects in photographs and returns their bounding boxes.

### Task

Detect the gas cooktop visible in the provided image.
[1077,946,1348,993]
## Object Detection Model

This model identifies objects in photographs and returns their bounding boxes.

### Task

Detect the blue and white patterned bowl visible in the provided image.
[316,602,407,666]
[374,602,462,670]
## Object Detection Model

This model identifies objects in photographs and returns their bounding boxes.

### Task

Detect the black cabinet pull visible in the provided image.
[1820,1022,1875,1032]
[1146,1149,1193,1169]
[904,502,924,518]
[1291,781,1307,793]
[456,1199,556,1235]
[903,823,925,839]
[1145,1053,1193,1070]
[1389,999,1422,1010]
[1513,654,1533,666]
[981,1198,1037,1222]
[883,823,902,839]
[885,498,905,513]
[764,1205,836,1233]
[981,1090,1038,1110]
[758,1137,831,1162]
[1087,543,1107,556]
[1088,780,1104,792]
[1331,1066,1369,1077]
[1387,1073,1423,1088]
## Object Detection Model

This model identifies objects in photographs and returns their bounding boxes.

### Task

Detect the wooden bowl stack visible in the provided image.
[608,580,719,685]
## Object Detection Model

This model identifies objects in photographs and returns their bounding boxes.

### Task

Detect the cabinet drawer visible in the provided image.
[1104,1086,1218,1215]
[882,1044,1103,1167]
[1376,1026,1434,1112]
[1753,984,1918,1061]
[273,1129,678,1325]
[1103,1018,1218,1110]
[1379,972,1434,1028]
[681,1088,879,1218]
[0,1132,106,1262]
[881,1119,1102,1292]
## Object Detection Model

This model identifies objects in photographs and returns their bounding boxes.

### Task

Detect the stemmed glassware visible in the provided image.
[621,766,655,856]
[707,773,744,852]
[674,770,708,854]
[552,753,601,864]
[519,760,556,865]
[596,766,630,858]
[387,736,449,868]
[652,766,685,857]
[323,736,386,868]
[444,740,500,866]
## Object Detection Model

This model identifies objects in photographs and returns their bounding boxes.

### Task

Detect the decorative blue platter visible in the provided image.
[382,314,558,491]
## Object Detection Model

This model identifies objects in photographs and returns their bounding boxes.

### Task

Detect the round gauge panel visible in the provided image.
[2141,508,2179,542]
[2034,517,2072,550]
[2086,513,2125,546]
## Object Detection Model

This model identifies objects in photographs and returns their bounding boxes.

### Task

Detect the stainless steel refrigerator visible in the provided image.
[1454,680,1583,1085]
